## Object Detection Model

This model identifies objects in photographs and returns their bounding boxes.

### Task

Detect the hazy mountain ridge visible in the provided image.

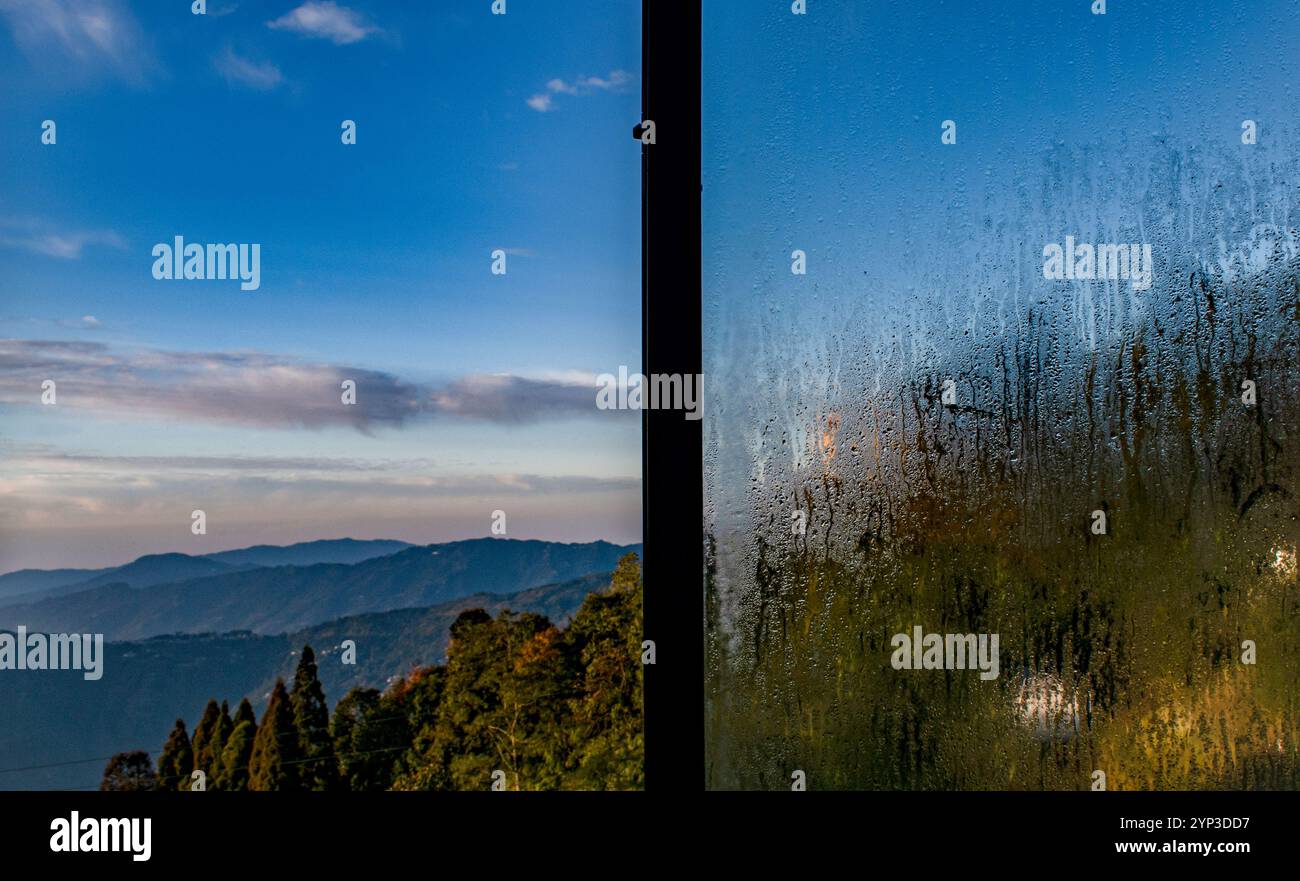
[75,553,252,590]
[0,568,102,603]
[0,538,418,606]
[201,538,414,569]
[0,538,641,641]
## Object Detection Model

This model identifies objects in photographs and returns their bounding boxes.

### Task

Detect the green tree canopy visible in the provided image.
[332,684,412,791]
[563,552,644,789]
[393,608,574,790]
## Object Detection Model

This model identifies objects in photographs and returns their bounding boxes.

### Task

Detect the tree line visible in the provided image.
[101,554,643,791]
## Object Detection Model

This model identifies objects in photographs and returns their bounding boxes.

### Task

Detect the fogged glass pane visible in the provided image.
[704,0,1300,789]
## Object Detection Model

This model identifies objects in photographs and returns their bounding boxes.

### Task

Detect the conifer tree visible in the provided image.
[190,699,221,780]
[248,680,302,790]
[216,700,257,792]
[156,718,193,791]
[291,645,340,790]
[233,696,256,727]
[216,717,257,791]
[213,700,233,761]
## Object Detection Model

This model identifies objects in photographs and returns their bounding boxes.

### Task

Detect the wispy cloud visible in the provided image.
[214,45,284,90]
[6,447,437,476]
[0,220,125,259]
[527,68,633,112]
[267,1,378,45]
[5,447,638,496]
[0,340,418,432]
[0,0,155,84]
[0,340,616,431]
[430,374,598,423]
[577,70,633,91]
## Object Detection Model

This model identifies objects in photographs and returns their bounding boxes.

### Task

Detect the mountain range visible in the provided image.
[0,537,638,641]
[0,538,414,606]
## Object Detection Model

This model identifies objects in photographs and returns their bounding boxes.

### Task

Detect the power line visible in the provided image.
[0,751,154,776]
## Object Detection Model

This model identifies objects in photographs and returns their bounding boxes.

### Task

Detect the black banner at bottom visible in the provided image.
[0,791,1284,866]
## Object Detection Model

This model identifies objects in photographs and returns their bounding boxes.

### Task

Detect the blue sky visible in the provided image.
[0,0,642,569]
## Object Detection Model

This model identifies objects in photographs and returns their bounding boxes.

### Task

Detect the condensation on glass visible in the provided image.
[704,0,1300,790]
